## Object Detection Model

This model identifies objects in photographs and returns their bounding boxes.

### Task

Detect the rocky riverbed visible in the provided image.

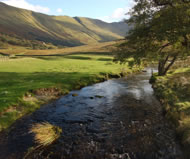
[0,68,184,159]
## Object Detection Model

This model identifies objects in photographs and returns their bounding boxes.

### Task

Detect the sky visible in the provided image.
[0,0,135,23]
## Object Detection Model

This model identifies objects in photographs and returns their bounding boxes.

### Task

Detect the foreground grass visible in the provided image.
[24,122,62,158]
[152,67,190,156]
[30,122,62,147]
[0,53,135,131]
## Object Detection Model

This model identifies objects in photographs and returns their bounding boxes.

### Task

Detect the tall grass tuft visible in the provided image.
[24,122,62,158]
[30,122,62,147]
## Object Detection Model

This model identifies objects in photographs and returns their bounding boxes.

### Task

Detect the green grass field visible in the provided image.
[0,52,134,131]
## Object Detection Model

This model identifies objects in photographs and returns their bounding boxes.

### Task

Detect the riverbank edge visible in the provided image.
[150,74,190,158]
[0,68,142,133]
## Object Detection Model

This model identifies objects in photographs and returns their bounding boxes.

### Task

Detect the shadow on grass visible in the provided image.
[33,55,113,62]
[76,52,112,56]
[16,51,112,58]
[63,55,92,60]
[98,58,112,62]
[15,52,113,62]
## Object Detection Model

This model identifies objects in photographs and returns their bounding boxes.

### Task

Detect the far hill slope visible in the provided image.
[0,2,129,47]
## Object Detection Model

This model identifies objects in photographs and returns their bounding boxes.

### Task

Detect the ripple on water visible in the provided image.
[0,67,184,159]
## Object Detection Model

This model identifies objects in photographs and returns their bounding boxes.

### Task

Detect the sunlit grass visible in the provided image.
[24,122,62,158]
[30,122,62,147]
[153,67,190,156]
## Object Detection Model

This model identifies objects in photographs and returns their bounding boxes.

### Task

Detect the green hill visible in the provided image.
[0,2,129,47]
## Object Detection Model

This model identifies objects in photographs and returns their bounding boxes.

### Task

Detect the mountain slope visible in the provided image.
[0,2,129,46]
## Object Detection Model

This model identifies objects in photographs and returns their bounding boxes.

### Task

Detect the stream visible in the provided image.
[0,68,184,159]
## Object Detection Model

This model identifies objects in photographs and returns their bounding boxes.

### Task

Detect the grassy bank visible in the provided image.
[0,52,137,131]
[152,67,190,156]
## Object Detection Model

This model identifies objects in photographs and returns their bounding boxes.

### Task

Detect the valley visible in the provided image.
[0,0,190,158]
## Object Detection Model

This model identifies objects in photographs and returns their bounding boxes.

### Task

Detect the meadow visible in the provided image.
[0,46,134,131]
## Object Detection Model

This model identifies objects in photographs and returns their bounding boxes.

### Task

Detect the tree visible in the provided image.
[114,0,190,76]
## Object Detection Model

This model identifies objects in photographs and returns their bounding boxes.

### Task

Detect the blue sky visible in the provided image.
[0,0,135,22]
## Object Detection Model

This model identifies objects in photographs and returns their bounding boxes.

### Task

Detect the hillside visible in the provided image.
[0,2,129,47]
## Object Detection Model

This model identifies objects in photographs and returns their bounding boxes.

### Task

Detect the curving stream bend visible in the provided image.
[0,68,183,159]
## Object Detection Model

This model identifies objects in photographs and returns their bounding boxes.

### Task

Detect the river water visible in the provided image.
[0,68,183,159]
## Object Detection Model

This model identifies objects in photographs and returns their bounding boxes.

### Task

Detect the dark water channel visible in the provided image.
[0,68,183,159]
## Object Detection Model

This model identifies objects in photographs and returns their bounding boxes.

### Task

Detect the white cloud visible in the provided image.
[0,0,50,14]
[56,8,63,13]
[99,7,129,23]
[112,8,126,19]
[99,0,135,23]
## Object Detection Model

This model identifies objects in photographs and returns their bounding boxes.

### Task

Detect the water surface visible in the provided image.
[0,68,183,159]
